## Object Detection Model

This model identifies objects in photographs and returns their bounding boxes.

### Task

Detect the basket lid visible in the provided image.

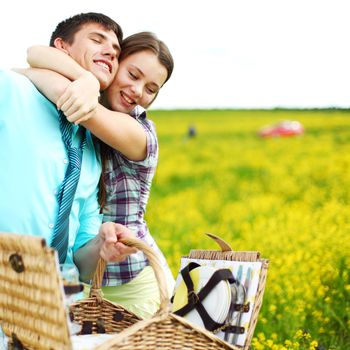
[0,232,71,350]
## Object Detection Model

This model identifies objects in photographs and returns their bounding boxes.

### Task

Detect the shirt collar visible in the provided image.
[130,105,146,121]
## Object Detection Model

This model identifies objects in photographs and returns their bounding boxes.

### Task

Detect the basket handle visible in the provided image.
[205,233,233,252]
[90,237,170,314]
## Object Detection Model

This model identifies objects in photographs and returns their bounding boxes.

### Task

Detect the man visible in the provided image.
[0,13,136,283]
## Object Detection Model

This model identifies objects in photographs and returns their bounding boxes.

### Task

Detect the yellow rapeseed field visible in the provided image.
[146,109,350,350]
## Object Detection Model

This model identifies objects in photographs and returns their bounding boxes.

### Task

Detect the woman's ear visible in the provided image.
[53,38,69,54]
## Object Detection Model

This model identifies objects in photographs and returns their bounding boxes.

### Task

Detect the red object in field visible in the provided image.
[258,120,304,138]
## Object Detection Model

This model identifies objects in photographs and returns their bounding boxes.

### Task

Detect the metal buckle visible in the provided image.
[187,290,199,305]
[233,302,250,313]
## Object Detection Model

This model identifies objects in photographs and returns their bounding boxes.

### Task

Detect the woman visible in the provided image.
[23,32,175,318]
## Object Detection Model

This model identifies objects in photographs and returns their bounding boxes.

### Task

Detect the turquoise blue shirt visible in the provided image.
[0,70,102,264]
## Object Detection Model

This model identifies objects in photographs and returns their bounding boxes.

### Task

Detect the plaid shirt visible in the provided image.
[101,107,170,286]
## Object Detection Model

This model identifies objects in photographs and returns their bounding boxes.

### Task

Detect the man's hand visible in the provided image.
[57,71,100,125]
[98,222,138,262]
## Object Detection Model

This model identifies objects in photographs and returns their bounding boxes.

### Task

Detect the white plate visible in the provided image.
[172,265,231,329]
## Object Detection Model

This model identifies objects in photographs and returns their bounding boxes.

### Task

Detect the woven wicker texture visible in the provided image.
[0,232,71,350]
[188,233,269,350]
[94,313,239,350]
[69,236,171,335]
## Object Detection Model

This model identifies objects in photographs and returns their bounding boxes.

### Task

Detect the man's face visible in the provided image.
[57,23,120,90]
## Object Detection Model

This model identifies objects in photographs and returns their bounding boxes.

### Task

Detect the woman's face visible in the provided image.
[106,50,168,113]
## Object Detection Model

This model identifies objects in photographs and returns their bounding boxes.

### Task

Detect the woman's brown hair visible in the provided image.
[119,31,174,85]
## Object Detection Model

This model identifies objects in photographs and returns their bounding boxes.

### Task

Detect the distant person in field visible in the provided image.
[188,125,197,138]
[20,31,175,318]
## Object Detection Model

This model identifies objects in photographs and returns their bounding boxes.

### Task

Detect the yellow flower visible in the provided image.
[269,304,277,313]
[284,340,292,346]
[266,339,274,348]
[303,332,311,340]
[310,340,318,350]
[258,332,266,341]
[295,330,304,339]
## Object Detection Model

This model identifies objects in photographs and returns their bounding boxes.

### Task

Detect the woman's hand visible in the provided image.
[57,71,100,125]
[98,222,138,262]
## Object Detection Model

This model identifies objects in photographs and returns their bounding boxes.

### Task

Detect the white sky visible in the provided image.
[1,0,350,109]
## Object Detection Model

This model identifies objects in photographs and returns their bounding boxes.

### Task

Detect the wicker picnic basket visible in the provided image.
[0,232,71,350]
[0,232,267,350]
[184,233,269,350]
[89,239,244,350]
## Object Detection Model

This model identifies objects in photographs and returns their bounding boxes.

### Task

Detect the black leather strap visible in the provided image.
[173,263,235,332]
[170,262,200,304]
[222,325,245,334]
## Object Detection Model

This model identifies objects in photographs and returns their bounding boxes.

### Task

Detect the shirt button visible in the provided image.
[63,158,68,164]
[49,223,54,229]
[53,189,58,195]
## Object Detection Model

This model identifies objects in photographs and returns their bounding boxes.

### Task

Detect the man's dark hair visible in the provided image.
[49,12,123,47]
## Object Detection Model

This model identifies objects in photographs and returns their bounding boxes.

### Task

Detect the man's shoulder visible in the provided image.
[0,70,53,105]
[0,70,41,95]
[0,69,31,84]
